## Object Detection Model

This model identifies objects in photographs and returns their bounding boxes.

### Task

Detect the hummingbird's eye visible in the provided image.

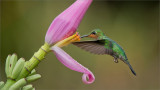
[91,31,96,35]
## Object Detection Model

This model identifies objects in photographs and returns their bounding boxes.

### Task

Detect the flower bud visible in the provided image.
[11,58,25,79]
[8,54,18,77]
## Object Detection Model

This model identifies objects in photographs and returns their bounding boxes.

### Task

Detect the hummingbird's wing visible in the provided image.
[72,40,113,55]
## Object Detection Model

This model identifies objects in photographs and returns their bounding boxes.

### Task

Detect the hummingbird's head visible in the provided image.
[81,29,105,39]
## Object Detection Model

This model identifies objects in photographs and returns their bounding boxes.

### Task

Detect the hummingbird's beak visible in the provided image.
[80,35,88,38]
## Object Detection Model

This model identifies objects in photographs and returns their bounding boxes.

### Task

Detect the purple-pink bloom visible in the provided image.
[44,0,94,84]
[45,0,92,45]
[52,46,95,84]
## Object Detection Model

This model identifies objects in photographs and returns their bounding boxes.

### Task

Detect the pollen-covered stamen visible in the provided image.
[54,32,81,47]
[70,33,81,42]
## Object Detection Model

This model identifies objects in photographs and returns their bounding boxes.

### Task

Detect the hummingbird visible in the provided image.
[72,29,136,76]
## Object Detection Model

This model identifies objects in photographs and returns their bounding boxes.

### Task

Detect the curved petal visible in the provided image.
[45,0,92,45]
[51,46,95,84]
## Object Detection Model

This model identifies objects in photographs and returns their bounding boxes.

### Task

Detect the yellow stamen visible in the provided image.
[54,32,80,47]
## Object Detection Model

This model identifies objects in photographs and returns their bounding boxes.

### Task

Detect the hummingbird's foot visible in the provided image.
[114,58,118,63]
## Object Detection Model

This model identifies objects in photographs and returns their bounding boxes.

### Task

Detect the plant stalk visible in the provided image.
[2,43,50,90]
[1,79,16,90]
[17,43,50,80]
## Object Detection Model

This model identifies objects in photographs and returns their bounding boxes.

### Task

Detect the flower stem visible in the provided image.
[17,43,50,80]
[1,79,16,90]
[2,43,50,90]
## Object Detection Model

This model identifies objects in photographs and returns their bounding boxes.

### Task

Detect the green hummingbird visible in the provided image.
[73,29,136,76]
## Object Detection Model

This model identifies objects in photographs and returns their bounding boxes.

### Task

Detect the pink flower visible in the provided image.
[52,46,95,84]
[45,0,92,45]
[44,0,95,84]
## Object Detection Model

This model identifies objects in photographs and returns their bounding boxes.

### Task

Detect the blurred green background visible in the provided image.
[0,0,159,90]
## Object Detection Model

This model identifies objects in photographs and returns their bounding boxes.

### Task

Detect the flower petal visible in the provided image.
[45,0,92,45]
[52,46,95,84]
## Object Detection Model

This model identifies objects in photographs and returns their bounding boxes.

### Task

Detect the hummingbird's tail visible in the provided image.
[127,62,136,76]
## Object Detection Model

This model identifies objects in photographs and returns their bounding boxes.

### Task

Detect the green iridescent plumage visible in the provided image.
[73,29,136,76]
